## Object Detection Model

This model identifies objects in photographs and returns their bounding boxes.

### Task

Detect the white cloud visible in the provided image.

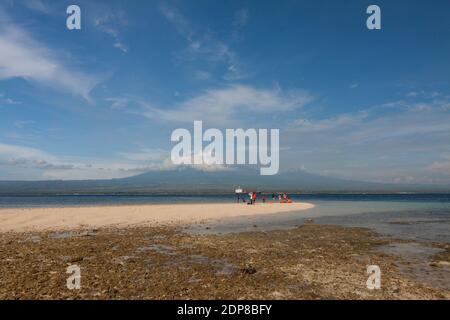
[118,148,168,162]
[284,97,450,184]
[291,111,369,133]
[406,91,419,97]
[94,12,129,53]
[13,120,35,128]
[426,160,450,176]
[5,98,20,105]
[0,12,99,100]
[106,97,130,109]
[139,85,314,125]
[0,141,233,180]
[0,92,21,105]
[232,9,249,29]
[113,42,128,54]
[159,5,193,40]
[0,143,55,162]
[0,142,149,180]
[231,9,250,42]
[160,5,247,81]
[22,0,52,14]
[194,70,211,80]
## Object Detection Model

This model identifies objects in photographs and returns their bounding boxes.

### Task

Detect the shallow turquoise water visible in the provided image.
[186,200,450,243]
[1,193,450,208]
[1,194,449,243]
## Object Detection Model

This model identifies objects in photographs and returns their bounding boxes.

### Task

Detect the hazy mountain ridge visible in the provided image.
[0,167,449,195]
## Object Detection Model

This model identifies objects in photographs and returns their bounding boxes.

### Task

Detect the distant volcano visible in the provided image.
[0,166,449,195]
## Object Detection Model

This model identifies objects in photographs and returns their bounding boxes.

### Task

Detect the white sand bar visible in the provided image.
[0,202,315,232]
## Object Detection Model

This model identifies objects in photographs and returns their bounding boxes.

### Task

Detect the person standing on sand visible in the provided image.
[248,192,253,205]
[235,187,243,203]
[252,192,257,204]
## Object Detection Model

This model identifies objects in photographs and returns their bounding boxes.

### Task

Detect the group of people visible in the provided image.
[235,190,292,205]
[235,191,260,204]
[248,192,257,205]
[277,193,292,203]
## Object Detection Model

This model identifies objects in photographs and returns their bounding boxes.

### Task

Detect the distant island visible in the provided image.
[1,167,449,195]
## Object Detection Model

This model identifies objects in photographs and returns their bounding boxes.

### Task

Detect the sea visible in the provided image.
[1,193,449,243]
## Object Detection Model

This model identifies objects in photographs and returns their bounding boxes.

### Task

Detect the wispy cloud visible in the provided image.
[106,97,130,109]
[113,42,128,54]
[13,120,35,128]
[426,160,450,176]
[194,70,211,80]
[138,84,314,126]
[232,9,249,29]
[0,92,21,105]
[118,148,168,162]
[160,5,248,80]
[21,0,53,15]
[0,143,54,162]
[285,96,450,184]
[0,11,100,100]
[94,11,129,54]
[231,8,249,41]
[0,142,170,180]
[0,141,229,180]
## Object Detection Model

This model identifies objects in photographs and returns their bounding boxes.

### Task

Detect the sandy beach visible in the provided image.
[0,202,315,232]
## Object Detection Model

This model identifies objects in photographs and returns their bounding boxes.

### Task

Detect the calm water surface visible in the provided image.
[1,194,449,243]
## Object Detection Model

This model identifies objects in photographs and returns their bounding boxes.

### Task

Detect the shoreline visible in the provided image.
[0,200,250,210]
[0,202,315,233]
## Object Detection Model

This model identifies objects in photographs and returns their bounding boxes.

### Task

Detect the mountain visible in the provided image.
[0,167,449,195]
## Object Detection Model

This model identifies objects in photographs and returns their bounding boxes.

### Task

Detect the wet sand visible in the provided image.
[0,202,314,232]
[0,223,448,300]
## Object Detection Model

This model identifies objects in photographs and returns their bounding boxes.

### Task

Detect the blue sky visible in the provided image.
[0,0,449,183]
